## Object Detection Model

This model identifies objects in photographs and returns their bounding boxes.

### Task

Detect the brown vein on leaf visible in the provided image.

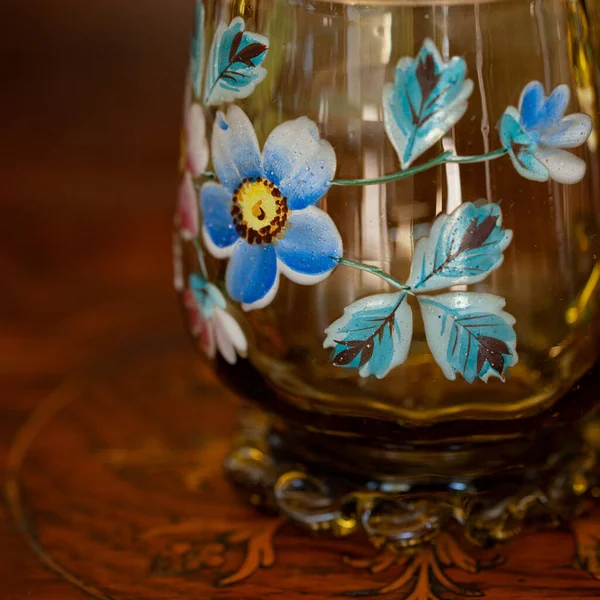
[455,215,498,255]
[476,336,510,375]
[229,31,244,61]
[333,295,406,368]
[416,214,499,289]
[449,316,511,378]
[231,42,267,67]
[415,53,441,101]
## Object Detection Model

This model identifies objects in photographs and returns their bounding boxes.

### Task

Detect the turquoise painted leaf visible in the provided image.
[323,292,412,379]
[406,201,513,293]
[419,293,518,383]
[204,17,269,106]
[191,0,205,99]
[383,39,474,169]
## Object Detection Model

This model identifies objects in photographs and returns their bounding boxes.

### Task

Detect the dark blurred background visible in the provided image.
[1,2,192,592]
[1,1,191,374]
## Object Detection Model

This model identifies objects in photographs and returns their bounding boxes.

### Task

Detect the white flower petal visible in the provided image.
[535,146,587,184]
[215,308,248,355]
[539,113,592,149]
[214,313,237,364]
[211,105,262,192]
[177,172,199,240]
[186,104,209,177]
[262,117,336,210]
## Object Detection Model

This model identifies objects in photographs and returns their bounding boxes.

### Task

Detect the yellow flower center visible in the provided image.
[231,177,289,245]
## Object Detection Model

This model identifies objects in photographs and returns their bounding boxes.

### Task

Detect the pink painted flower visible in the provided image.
[185,97,209,178]
[184,274,247,364]
[177,172,199,240]
[184,288,216,358]
[173,231,185,292]
[176,88,209,240]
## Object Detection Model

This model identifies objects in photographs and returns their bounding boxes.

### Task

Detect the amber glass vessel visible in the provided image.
[174,0,600,549]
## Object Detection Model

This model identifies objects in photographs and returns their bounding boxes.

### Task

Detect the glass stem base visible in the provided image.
[224,407,600,549]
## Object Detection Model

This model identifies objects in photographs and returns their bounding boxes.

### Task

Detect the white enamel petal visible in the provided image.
[539,113,592,148]
[214,307,248,355]
[186,103,209,177]
[262,117,336,210]
[214,315,237,364]
[535,146,587,184]
[211,105,262,192]
[177,172,199,240]
[278,261,334,286]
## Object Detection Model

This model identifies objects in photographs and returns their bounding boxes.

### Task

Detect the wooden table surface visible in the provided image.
[1,2,187,598]
[2,3,600,599]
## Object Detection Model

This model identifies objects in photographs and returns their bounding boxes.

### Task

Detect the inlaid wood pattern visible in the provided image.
[3,346,600,600]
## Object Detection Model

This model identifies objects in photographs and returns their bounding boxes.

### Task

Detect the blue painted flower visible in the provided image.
[200,106,342,311]
[499,81,592,184]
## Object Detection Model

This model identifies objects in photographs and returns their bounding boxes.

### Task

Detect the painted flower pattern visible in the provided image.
[499,81,592,184]
[324,292,413,379]
[200,106,343,311]
[173,232,185,292]
[204,17,269,106]
[177,172,199,240]
[174,22,593,386]
[383,39,473,169]
[185,273,248,364]
[419,293,517,383]
[325,202,518,383]
[184,92,209,178]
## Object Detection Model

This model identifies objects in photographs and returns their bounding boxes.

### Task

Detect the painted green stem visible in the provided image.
[193,237,209,279]
[197,148,508,188]
[331,147,508,187]
[337,257,410,291]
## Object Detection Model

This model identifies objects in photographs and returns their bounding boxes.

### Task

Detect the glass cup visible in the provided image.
[174,0,600,550]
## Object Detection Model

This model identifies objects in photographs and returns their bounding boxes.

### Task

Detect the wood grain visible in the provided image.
[1,2,600,599]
